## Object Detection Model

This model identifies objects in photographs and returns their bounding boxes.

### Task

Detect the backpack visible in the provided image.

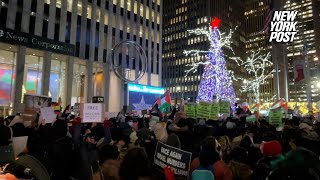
[192,166,214,180]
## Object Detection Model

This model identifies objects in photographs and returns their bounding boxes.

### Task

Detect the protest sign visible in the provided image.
[23,94,52,112]
[106,112,119,119]
[80,103,104,123]
[197,101,212,119]
[40,107,56,123]
[219,101,230,114]
[154,141,192,177]
[210,103,219,120]
[246,115,257,122]
[184,103,196,118]
[269,111,283,125]
[12,136,28,157]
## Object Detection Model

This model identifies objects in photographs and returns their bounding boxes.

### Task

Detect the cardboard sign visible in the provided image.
[219,101,230,114]
[210,103,220,120]
[269,111,283,125]
[80,103,104,123]
[12,136,28,157]
[154,141,192,177]
[197,101,212,119]
[40,107,56,123]
[184,103,196,118]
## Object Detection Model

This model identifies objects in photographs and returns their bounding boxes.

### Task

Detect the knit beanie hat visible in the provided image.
[260,140,282,157]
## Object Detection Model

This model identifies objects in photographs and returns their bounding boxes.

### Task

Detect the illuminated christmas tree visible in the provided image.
[184,17,237,104]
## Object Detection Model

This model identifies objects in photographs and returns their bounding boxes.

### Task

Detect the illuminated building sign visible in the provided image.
[128,83,165,110]
[128,83,165,94]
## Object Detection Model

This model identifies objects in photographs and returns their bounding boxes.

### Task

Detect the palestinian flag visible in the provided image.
[156,91,171,111]
[281,102,288,111]
[251,103,260,112]
[270,99,285,110]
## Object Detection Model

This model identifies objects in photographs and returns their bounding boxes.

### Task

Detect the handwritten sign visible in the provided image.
[40,107,56,123]
[80,103,104,123]
[184,103,196,118]
[197,101,212,119]
[219,101,230,114]
[269,111,283,125]
[210,103,219,120]
[154,141,192,177]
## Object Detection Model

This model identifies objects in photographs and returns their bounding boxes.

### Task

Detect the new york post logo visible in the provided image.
[268,11,298,43]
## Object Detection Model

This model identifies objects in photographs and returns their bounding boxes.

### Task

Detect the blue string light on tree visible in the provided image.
[184,17,239,104]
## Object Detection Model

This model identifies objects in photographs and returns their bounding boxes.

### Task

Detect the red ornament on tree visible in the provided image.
[211,17,221,29]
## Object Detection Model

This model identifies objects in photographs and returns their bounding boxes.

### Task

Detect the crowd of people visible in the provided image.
[1,104,320,180]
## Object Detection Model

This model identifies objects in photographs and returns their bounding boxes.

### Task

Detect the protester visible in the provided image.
[299,122,319,140]
[228,147,252,180]
[119,147,154,180]
[2,100,320,180]
[0,117,11,146]
[252,140,284,180]
[190,136,233,180]
[93,144,121,180]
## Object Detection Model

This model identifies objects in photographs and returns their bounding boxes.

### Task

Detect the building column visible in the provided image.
[86,61,93,103]
[13,46,26,114]
[41,52,51,96]
[103,63,110,111]
[65,56,74,105]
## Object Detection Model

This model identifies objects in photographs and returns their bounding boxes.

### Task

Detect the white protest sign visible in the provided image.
[106,112,119,119]
[81,103,104,123]
[12,136,28,157]
[40,107,56,123]
[154,141,192,177]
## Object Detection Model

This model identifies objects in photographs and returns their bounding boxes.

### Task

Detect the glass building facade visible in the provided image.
[0,0,163,116]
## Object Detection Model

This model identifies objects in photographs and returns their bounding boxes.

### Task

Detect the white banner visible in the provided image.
[40,107,56,123]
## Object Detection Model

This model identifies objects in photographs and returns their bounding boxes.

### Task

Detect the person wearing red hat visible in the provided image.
[252,140,285,180]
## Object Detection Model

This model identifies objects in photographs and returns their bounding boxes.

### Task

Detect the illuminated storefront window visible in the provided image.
[50,54,67,107]
[92,63,104,96]
[72,59,87,105]
[0,46,17,107]
[24,49,44,96]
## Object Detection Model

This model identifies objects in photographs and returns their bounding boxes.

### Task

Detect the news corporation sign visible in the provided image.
[268,11,298,43]
[0,27,75,56]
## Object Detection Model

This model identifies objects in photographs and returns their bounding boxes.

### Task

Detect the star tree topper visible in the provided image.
[211,17,221,29]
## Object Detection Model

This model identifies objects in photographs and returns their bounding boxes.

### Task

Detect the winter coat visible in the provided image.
[92,159,121,180]
[191,165,215,180]
[228,160,252,180]
[190,158,232,180]
[47,136,75,180]
[0,125,11,146]
[77,142,99,180]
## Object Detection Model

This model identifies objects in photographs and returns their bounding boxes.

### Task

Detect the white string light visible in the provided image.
[238,50,274,103]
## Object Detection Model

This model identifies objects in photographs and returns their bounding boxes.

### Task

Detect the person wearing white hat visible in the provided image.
[299,122,319,140]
